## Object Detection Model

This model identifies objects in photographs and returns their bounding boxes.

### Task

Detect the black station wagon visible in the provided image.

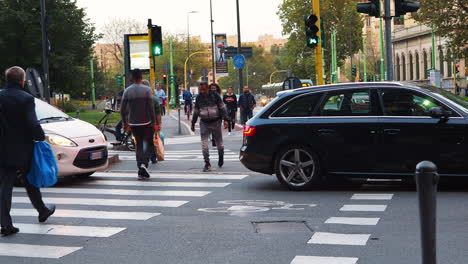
[240,82,468,190]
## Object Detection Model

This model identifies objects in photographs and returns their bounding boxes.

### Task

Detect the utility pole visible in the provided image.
[379,17,385,80]
[236,0,244,95]
[90,58,96,109]
[210,0,216,83]
[384,0,394,81]
[363,36,367,82]
[169,39,176,106]
[40,0,50,103]
[312,0,324,85]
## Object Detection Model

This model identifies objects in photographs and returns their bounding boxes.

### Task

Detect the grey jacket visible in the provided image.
[121,84,156,126]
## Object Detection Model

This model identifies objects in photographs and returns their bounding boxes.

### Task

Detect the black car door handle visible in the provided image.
[318,129,336,135]
[384,129,401,135]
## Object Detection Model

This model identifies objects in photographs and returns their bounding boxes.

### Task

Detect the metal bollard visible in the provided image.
[415,161,440,264]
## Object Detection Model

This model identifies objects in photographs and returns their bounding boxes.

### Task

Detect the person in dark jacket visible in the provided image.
[238,85,256,124]
[0,66,55,236]
[191,82,228,172]
[223,87,237,135]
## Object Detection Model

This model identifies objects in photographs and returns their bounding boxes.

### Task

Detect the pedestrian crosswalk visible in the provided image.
[108,148,240,162]
[1,171,248,259]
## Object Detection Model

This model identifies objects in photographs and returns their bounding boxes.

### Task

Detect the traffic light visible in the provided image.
[352,65,357,77]
[162,74,168,83]
[169,74,175,84]
[394,0,420,17]
[117,75,123,86]
[356,0,380,17]
[304,14,320,48]
[455,65,460,74]
[151,25,163,56]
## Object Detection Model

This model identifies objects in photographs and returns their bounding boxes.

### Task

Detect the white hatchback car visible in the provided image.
[36,99,108,177]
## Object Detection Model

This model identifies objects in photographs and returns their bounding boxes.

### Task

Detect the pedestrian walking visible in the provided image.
[155,83,167,116]
[191,82,229,172]
[121,69,158,180]
[0,66,55,236]
[209,83,222,147]
[223,87,238,135]
[238,85,256,125]
[142,80,163,164]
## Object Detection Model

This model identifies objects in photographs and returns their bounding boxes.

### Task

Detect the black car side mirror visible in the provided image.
[428,106,451,119]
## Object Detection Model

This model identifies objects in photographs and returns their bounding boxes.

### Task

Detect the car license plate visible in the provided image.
[90,151,103,160]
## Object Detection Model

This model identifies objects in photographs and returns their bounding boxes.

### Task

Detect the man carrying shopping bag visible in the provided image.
[0,66,55,236]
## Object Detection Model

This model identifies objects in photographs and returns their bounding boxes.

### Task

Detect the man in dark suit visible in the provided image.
[0,66,55,236]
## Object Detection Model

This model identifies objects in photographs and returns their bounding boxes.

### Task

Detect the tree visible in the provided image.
[0,0,99,97]
[411,0,467,59]
[277,0,363,83]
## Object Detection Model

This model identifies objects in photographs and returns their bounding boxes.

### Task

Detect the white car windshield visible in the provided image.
[35,99,70,121]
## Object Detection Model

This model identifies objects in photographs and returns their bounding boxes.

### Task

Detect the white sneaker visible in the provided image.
[228,132,231,136]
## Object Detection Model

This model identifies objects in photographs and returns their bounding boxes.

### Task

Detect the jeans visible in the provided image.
[131,125,155,169]
[200,120,224,164]
[227,110,236,132]
[240,109,253,125]
[0,168,48,228]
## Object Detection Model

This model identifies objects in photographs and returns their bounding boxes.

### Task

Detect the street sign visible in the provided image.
[25,68,45,100]
[224,46,253,58]
[233,55,246,69]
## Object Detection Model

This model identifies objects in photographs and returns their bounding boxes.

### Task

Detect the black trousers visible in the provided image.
[0,167,48,228]
[227,111,236,132]
[131,125,155,169]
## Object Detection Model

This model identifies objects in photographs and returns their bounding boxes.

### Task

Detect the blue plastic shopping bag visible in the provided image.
[27,141,58,188]
[159,131,165,145]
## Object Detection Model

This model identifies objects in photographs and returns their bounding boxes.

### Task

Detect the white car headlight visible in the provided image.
[99,132,106,143]
[46,134,77,147]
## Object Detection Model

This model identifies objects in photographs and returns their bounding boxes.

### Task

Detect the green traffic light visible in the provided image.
[154,46,162,55]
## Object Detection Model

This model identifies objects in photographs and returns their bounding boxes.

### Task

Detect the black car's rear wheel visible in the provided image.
[275,145,321,191]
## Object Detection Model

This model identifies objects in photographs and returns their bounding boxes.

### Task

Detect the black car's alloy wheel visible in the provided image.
[275,145,321,191]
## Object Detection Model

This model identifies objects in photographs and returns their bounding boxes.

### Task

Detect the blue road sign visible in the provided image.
[233,54,246,69]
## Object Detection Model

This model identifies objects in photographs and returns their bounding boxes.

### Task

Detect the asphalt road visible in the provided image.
[1,114,468,264]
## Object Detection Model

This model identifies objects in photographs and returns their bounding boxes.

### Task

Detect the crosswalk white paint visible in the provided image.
[0,243,82,259]
[13,197,188,207]
[109,149,240,162]
[93,172,248,180]
[308,232,371,246]
[15,187,211,197]
[14,223,126,237]
[325,217,380,226]
[351,193,394,200]
[82,180,231,188]
[291,256,358,264]
[11,209,160,220]
[340,204,387,212]
[117,156,240,161]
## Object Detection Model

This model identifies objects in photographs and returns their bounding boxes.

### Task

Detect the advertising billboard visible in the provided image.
[128,35,150,71]
[215,34,228,77]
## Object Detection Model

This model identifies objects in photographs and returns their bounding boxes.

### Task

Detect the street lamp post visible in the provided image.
[187,11,199,89]
[40,0,50,103]
[210,0,216,83]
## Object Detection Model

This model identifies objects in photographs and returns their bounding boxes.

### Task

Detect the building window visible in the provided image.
[423,51,428,78]
[396,56,401,81]
[402,54,406,81]
[447,50,453,77]
[366,17,371,27]
[439,48,445,76]
[409,53,414,80]
[394,16,404,25]
[415,52,420,80]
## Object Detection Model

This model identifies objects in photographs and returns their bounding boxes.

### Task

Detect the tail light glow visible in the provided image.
[243,125,257,136]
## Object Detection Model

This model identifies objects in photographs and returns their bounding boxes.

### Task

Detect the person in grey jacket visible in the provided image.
[121,69,158,180]
[191,82,228,172]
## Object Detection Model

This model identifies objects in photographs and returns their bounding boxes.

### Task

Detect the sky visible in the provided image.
[75,0,286,43]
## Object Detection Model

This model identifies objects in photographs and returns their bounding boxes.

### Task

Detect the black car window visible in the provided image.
[272,93,322,117]
[319,89,371,116]
[379,88,453,117]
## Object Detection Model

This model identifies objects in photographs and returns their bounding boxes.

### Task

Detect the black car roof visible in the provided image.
[277,82,407,96]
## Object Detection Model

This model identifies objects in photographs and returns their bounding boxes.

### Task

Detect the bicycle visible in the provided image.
[97,109,135,151]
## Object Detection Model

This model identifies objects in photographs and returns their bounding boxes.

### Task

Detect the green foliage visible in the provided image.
[277,0,363,82]
[0,0,99,96]
[67,110,120,126]
[411,0,467,59]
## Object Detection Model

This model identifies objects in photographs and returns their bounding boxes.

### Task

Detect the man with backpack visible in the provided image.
[0,66,55,236]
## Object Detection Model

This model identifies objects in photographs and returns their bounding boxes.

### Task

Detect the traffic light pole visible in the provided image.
[384,0,394,81]
[363,36,367,82]
[379,17,385,80]
[169,39,176,107]
[90,58,96,109]
[148,19,156,90]
[312,0,324,85]
[40,0,50,103]
[210,0,216,83]
[236,0,244,94]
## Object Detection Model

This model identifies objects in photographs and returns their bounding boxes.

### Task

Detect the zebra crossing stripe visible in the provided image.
[325,217,380,226]
[291,256,358,264]
[308,232,371,246]
[340,204,387,212]
[14,223,125,237]
[351,193,394,200]
[0,243,82,259]
[93,172,248,180]
[14,187,211,197]
[13,197,188,207]
[11,209,160,220]
[81,180,231,188]
[117,156,239,161]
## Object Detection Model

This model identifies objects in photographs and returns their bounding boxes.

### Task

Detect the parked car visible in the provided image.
[240,82,468,190]
[36,99,108,178]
